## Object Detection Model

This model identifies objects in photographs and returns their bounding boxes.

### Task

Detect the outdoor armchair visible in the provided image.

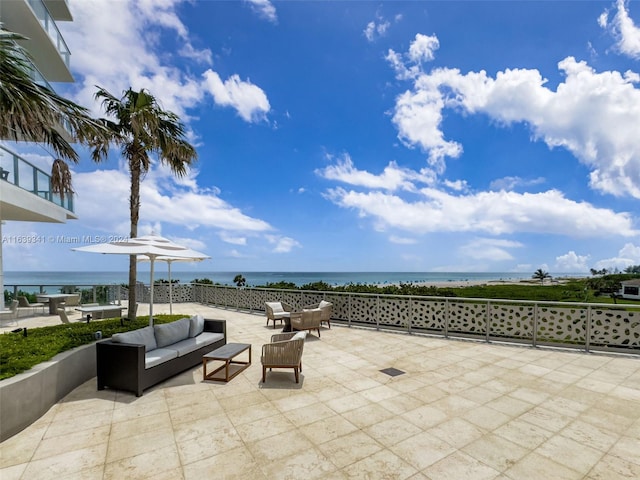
[17,296,45,314]
[290,309,322,337]
[303,300,333,329]
[261,331,306,383]
[265,301,293,329]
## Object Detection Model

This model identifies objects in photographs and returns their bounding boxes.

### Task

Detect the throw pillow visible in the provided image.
[112,326,158,352]
[188,314,205,338]
[319,300,332,308]
[154,318,191,347]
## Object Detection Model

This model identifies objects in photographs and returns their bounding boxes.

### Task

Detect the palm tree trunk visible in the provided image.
[128,161,141,320]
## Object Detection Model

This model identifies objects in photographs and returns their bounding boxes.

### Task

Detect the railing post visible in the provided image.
[408,296,412,335]
[532,303,538,348]
[486,300,491,343]
[376,295,380,331]
[444,299,449,338]
[348,294,352,327]
[585,306,591,353]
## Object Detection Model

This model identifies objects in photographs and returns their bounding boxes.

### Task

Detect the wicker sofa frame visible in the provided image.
[96,319,227,396]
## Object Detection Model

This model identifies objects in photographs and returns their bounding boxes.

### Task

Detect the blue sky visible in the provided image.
[3,0,640,274]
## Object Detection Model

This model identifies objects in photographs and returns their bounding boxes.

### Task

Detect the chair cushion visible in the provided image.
[292,331,307,341]
[145,348,178,369]
[266,302,284,313]
[112,326,158,352]
[188,314,205,337]
[154,318,191,348]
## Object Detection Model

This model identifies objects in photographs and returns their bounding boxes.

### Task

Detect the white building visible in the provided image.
[0,0,78,307]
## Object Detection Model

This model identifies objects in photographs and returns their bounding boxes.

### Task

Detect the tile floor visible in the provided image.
[1,303,639,479]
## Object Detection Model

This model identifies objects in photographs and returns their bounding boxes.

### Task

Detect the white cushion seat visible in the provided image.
[145,348,178,369]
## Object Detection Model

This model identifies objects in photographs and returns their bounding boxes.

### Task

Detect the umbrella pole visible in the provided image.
[168,261,173,315]
[149,257,155,326]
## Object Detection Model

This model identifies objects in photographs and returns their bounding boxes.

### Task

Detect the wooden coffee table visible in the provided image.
[203,343,251,382]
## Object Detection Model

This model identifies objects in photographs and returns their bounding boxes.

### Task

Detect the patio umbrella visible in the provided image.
[72,234,208,325]
[137,249,209,314]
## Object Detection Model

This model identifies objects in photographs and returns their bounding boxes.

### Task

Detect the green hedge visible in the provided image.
[0,314,185,381]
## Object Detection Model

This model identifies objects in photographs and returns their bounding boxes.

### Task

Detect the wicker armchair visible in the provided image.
[265,301,293,329]
[261,332,306,383]
[303,300,333,329]
[290,309,322,337]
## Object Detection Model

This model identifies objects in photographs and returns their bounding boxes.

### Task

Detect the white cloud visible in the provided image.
[389,235,417,244]
[554,251,590,272]
[202,70,271,123]
[489,176,545,191]
[459,238,523,261]
[324,186,638,238]
[218,233,248,246]
[61,0,268,124]
[364,20,390,42]
[73,165,273,235]
[266,235,302,253]
[387,34,640,198]
[364,12,401,42]
[316,153,436,192]
[600,0,640,59]
[594,242,640,270]
[245,0,277,23]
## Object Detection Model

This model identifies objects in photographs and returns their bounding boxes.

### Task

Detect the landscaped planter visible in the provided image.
[0,343,96,442]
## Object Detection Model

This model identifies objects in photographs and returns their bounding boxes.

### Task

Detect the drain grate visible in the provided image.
[380,367,405,377]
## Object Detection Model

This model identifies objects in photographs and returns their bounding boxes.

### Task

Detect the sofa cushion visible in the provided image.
[168,332,225,356]
[188,314,205,338]
[267,302,284,313]
[154,318,191,348]
[145,348,178,369]
[112,326,157,352]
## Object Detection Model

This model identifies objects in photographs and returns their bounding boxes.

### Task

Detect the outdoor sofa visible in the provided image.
[96,316,226,396]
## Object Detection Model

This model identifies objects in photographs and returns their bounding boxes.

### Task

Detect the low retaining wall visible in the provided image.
[0,343,96,442]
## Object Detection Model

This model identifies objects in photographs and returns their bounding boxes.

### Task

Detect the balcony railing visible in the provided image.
[0,145,74,212]
[26,0,71,68]
[5,282,639,355]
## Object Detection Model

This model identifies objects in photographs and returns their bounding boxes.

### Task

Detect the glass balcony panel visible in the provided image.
[26,0,71,69]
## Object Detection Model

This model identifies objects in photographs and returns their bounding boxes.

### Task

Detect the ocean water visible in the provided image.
[4,270,539,292]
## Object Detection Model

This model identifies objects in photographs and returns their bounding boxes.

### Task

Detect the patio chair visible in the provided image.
[57,308,71,324]
[303,300,333,329]
[261,331,306,383]
[17,296,45,315]
[290,308,322,337]
[265,301,293,329]
[0,300,19,325]
[63,294,81,312]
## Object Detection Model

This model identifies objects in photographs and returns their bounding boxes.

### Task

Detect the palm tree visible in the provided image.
[532,268,551,285]
[90,87,197,320]
[233,274,246,287]
[0,29,107,198]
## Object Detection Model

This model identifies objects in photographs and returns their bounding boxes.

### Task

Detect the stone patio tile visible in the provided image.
[182,445,266,480]
[364,416,423,448]
[535,434,604,475]
[463,433,529,472]
[503,451,583,480]
[390,430,456,470]
[317,430,383,468]
[341,449,418,480]
[422,451,501,480]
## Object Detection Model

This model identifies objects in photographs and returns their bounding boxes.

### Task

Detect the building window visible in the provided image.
[623,286,639,296]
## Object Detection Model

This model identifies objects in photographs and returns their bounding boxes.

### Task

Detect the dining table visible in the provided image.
[36,294,78,315]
